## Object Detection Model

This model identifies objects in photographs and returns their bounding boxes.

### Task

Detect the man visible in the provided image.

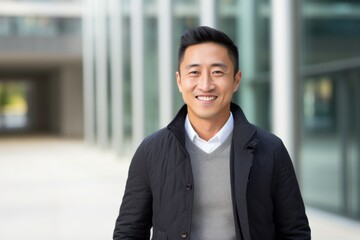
[113,26,310,240]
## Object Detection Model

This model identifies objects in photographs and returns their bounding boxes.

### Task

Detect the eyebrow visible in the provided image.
[184,63,229,70]
[211,63,228,70]
[184,64,200,70]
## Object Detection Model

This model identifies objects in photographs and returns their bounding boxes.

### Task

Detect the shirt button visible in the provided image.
[185,184,192,191]
[181,232,188,239]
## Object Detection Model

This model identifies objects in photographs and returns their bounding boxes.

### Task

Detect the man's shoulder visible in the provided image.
[252,125,284,150]
[140,127,174,147]
[132,128,174,158]
[248,125,292,164]
[254,126,280,142]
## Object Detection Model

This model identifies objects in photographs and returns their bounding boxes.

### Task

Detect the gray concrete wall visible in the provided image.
[59,65,84,138]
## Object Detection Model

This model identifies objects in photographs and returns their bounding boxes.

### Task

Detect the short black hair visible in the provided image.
[177,26,239,74]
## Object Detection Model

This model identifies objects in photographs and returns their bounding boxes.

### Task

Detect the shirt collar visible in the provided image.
[185,113,234,145]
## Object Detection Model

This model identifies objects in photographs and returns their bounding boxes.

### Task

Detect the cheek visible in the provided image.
[180,80,195,91]
[220,82,236,93]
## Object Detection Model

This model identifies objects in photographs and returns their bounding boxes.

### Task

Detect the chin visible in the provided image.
[195,111,218,120]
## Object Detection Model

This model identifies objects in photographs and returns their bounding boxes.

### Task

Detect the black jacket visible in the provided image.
[114,103,311,240]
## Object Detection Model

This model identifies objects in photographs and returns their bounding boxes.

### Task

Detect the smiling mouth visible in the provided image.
[196,95,217,102]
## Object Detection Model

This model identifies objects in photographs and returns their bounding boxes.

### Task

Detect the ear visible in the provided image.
[233,71,242,93]
[176,71,182,93]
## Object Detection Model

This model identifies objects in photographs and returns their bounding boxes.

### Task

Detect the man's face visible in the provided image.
[176,42,241,125]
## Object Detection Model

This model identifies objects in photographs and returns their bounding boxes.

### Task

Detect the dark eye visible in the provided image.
[189,71,200,76]
[212,70,224,76]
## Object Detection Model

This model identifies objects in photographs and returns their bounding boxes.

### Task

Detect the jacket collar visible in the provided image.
[230,103,258,151]
[167,103,258,150]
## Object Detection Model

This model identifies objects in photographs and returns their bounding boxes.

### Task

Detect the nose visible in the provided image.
[198,72,215,91]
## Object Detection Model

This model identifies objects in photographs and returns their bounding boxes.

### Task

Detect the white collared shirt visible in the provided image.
[185,113,234,154]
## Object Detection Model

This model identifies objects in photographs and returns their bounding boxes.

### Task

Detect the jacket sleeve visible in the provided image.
[273,143,311,240]
[113,142,153,240]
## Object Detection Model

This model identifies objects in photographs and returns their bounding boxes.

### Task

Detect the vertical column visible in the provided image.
[271,0,300,163]
[338,74,350,215]
[131,0,145,147]
[237,0,257,123]
[158,0,172,127]
[94,0,109,148]
[356,72,360,218]
[200,0,216,27]
[82,0,96,144]
[108,0,124,155]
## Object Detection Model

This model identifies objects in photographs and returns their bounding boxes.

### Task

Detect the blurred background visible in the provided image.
[0,0,360,239]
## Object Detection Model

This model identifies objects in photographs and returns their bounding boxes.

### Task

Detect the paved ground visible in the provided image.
[0,135,360,240]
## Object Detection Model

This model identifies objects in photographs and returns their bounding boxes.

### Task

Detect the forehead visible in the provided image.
[181,42,232,66]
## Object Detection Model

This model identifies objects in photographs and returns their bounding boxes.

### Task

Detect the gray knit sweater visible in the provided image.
[186,133,236,240]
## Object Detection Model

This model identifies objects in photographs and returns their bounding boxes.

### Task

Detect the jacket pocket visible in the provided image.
[151,229,167,240]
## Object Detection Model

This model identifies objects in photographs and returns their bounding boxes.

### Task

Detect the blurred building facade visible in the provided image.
[0,0,83,137]
[1,0,359,223]
[82,0,360,221]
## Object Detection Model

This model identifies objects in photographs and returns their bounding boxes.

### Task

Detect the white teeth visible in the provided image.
[197,96,216,101]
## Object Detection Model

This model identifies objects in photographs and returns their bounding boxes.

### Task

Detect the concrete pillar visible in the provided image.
[59,65,84,137]
[158,0,173,128]
[94,0,109,148]
[131,0,145,147]
[108,0,124,155]
[82,0,96,144]
[271,0,300,163]
[200,0,216,27]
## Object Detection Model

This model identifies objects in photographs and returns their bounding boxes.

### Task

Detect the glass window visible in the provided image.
[0,17,81,36]
[301,77,342,211]
[300,0,360,220]
[301,1,360,65]
[216,0,237,41]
